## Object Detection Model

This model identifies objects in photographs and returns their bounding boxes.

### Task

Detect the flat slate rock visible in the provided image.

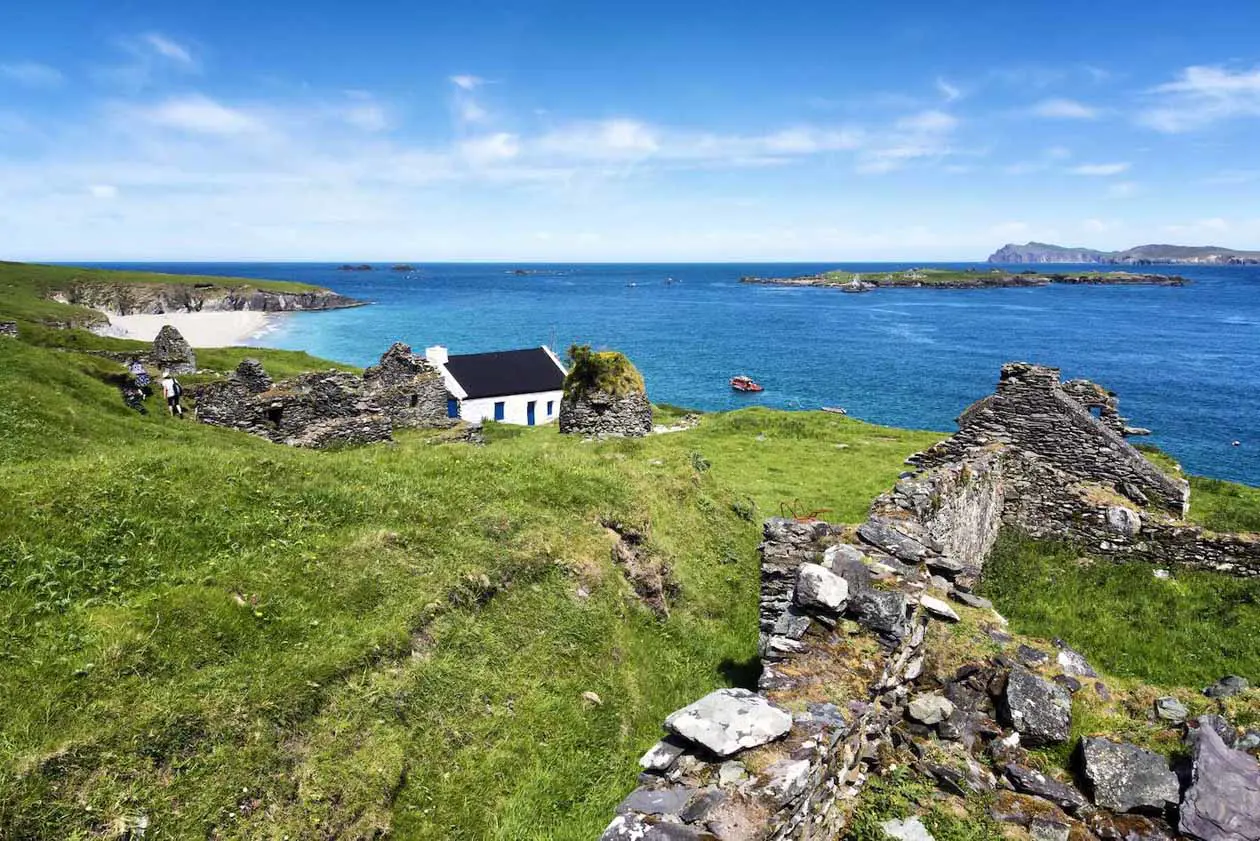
[600,815,717,840]
[1204,675,1250,699]
[882,816,936,841]
[1055,640,1098,678]
[1080,737,1179,815]
[1154,697,1188,724]
[1180,724,1260,841]
[1003,763,1088,814]
[616,785,695,816]
[950,590,993,610]
[920,595,960,622]
[664,688,792,757]
[848,588,909,642]
[1004,666,1072,746]
[639,736,689,771]
[858,519,932,564]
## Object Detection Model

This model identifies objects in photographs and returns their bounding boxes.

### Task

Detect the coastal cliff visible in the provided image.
[50,282,362,316]
[989,241,1260,265]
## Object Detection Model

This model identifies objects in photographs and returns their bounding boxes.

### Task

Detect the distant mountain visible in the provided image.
[988,242,1260,265]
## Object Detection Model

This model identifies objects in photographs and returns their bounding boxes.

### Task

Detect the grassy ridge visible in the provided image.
[0,336,937,838]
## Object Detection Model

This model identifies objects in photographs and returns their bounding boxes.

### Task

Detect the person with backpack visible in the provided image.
[160,370,185,417]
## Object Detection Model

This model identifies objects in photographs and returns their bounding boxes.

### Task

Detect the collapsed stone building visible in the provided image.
[557,347,653,438]
[601,362,1259,841]
[193,342,453,448]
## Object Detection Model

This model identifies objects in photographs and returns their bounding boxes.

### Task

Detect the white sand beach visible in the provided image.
[94,311,277,347]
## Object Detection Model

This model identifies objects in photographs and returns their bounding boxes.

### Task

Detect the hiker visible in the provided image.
[120,382,148,415]
[128,358,153,398]
[160,370,185,417]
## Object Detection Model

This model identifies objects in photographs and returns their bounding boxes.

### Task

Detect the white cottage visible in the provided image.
[425,345,567,425]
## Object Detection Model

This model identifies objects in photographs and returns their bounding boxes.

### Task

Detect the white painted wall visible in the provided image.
[459,389,564,425]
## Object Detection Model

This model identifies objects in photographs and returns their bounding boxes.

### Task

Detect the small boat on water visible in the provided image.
[730,375,764,393]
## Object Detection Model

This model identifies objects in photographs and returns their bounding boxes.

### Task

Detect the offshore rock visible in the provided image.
[1080,737,1179,815]
[663,689,792,758]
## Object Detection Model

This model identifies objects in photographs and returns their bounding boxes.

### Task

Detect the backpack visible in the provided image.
[172,379,183,398]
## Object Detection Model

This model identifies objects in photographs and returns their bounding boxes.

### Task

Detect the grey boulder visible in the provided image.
[1154,697,1188,724]
[882,816,936,841]
[1180,724,1260,841]
[1080,737,1179,815]
[1003,666,1073,745]
[848,588,909,643]
[1204,675,1250,699]
[795,563,849,612]
[664,688,792,757]
[908,694,955,726]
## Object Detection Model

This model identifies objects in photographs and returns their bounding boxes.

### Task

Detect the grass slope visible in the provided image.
[0,336,937,839]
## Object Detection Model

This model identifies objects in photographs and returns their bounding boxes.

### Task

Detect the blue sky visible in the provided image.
[2,0,1258,261]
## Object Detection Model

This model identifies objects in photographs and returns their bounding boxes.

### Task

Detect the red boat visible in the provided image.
[730,375,764,393]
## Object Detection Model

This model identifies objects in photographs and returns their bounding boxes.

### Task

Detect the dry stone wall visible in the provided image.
[0,321,17,338]
[193,343,454,449]
[559,390,653,438]
[915,363,1187,515]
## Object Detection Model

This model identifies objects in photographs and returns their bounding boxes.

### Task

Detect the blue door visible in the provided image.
[527,400,536,426]
[494,401,505,421]
[446,398,459,419]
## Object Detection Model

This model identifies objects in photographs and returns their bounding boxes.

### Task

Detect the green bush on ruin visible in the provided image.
[563,344,646,397]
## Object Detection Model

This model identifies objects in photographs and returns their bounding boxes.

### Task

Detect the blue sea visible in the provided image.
[87,262,1260,486]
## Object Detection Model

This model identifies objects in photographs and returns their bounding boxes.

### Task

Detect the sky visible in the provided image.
[2,0,1259,261]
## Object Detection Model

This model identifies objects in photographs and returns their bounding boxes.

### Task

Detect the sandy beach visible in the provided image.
[94,311,278,347]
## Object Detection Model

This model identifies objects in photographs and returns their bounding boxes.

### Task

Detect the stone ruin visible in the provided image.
[153,325,196,374]
[559,390,653,438]
[192,342,452,449]
[557,348,653,438]
[600,362,1259,841]
[0,321,17,338]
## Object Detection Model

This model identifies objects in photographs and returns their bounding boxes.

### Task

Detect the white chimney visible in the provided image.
[424,345,449,366]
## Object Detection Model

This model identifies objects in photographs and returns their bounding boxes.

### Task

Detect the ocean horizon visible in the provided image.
[82,260,1260,486]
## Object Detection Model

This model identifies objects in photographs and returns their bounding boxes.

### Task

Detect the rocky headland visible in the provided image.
[741,267,1185,292]
[989,242,1260,265]
[51,282,361,317]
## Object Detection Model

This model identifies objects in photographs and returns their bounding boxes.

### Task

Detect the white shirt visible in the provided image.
[161,377,177,398]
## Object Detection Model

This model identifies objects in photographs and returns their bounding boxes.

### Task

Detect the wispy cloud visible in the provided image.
[1138,65,1260,132]
[142,33,196,68]
[1069,162,1130,176]
[1030,98,1098,119]
[936,77,962,103]
[0,62,64,88]
[1106,181,1140,198]
[450,75,487,91]
[128,94,265,135]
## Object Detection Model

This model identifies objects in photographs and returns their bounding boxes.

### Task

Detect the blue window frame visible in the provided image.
[446,398,459,419]
[493,401,505,421]
[527,401,536,426]
[547,400,554,416]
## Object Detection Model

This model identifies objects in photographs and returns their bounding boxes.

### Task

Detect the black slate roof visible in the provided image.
[444,348,566,399]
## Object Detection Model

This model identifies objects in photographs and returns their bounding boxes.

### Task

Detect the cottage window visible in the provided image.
[494,401,505,421]
[547,400,554,416]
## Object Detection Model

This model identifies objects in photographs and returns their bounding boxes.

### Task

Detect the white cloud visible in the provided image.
[338,94,389,132]
[895,109,958,132]
[1106,181,1140,198]
[0,62,64,87]
[1139,65,1260,132]
[1082,218,1120,233]
[450,75,486,91]
[1030,98,1098,119]
[936,77,962,103]
[457,98,488,124]
[142,33,196,68]
[460,132,521,164]
[133,95,264,135]
[87,184,118,199]
[1069,162,1130,176]
[538,118,659,159]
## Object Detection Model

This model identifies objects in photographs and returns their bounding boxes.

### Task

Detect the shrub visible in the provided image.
[563,345,645,397]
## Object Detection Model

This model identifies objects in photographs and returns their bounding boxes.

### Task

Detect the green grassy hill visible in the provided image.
[0,331,939,839]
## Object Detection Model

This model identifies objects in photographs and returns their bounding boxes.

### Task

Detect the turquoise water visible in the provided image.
[88,262,1260,485]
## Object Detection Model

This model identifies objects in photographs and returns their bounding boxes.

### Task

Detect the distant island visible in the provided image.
[740,267,1185,292]
[337,264,374,271]
[989,242,1260,265]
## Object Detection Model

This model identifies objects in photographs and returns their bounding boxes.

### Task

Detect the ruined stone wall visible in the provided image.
[193,345,454,449]
[0,321,17,338]
[602,452,1007,840]
[1005,455,1260,577]
[558,390,652,438]
[916,363,1188,515]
